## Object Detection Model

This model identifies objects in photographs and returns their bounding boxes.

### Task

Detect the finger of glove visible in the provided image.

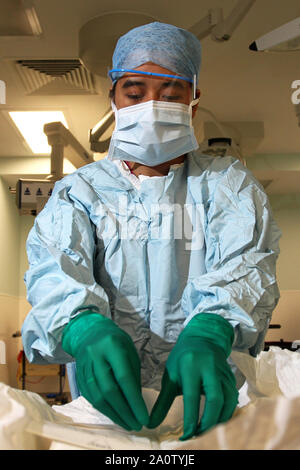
[218,377,239,424]
[93,360,145,431]
[197,375,224,434]
[179,369,202,441]
[76,360,132,431]
[108,346,149,427]
[148,373,178,429]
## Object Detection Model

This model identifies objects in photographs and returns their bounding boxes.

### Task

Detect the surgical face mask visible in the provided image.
[107,99,199,166]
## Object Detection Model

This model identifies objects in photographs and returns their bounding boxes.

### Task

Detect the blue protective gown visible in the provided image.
[21,152,281,389]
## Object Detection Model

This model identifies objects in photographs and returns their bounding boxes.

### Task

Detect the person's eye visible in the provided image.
[162,95,181,101]
[126,94,143,100]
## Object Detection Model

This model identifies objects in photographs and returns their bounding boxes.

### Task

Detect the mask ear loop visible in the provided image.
[190,74,200,106]
[111,100,119,130]
[189,74,200,124]
[111,100,117,113]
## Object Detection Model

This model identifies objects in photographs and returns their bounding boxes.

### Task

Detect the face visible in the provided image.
[112,63,200,118]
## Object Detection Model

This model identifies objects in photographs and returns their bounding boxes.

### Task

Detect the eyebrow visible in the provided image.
[161,80,185,90]
[121,79,146,89]
[121,78,186,90]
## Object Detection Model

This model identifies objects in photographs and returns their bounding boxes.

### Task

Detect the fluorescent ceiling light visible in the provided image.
[249,17,300,52]
[24,4,43,36]
[8,111,68,154]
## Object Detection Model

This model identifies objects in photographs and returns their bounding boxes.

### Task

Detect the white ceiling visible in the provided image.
[0,0,299,194]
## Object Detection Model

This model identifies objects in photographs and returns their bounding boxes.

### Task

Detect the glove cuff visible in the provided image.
[62,310,116,357]
[183,313,234,357]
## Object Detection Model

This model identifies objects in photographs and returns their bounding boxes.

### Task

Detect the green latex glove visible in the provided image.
[62,311,149,431]
[148,314,238,441]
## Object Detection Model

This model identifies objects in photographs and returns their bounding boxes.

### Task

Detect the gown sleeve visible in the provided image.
[21,175,111,364]
[181,158,281,356]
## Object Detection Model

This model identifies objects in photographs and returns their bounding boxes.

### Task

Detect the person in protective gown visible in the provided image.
[22,22,281,440]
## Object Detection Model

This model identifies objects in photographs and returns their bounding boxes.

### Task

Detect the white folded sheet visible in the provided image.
[1,347,300,450]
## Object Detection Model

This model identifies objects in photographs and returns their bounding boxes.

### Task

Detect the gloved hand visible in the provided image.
[148,314,238,441]
[62,311,149,431]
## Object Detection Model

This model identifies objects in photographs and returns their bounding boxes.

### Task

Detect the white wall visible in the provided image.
[0,177,21,296]
[0,177,22,387]
[265,194,300,342]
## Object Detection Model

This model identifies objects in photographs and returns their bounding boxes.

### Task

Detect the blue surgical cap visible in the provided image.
[109,22,202,85]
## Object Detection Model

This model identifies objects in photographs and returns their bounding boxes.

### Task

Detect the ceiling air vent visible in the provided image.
[17,59,81,77]
[14,59,97,95]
